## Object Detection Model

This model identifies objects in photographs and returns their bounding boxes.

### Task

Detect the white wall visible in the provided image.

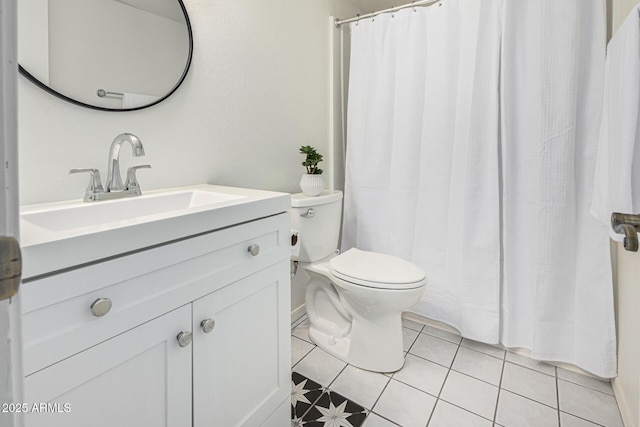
[18,0,49,84]
[610,0,639,32]
[18,0,358,205]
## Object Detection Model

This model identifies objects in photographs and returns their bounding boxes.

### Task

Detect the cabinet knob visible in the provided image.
[201,318,216,333]
[177,331,193,347]
[248,244,260,256]
[90,298,112,317]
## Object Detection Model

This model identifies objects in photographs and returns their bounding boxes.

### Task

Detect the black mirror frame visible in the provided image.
[19,0,193,112]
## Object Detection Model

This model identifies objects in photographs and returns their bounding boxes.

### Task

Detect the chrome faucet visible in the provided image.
[106,133,145,192]
[70,133,151,202]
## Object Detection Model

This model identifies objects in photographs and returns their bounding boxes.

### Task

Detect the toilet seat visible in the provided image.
[329,248,426,290]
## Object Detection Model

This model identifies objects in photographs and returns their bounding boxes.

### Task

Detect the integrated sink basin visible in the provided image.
[22,189,246,232]
[20,184,290,279]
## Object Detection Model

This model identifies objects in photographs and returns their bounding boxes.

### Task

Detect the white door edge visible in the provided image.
[0,0,24,425]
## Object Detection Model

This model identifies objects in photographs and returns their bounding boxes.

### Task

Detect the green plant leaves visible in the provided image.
[299,145,324,174]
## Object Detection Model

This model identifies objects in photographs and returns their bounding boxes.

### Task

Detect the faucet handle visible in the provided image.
[70,168,105,201]
[124,164,151,193]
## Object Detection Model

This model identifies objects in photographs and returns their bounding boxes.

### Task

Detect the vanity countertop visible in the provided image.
[20,184,290,279]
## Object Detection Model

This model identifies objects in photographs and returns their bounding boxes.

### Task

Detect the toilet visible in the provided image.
[291,190,426,372]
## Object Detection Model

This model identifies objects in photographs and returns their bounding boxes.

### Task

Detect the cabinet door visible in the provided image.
[24,305,192,427]
[193,263,290,427]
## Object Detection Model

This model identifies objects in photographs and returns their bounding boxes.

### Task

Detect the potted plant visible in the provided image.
[299,145,325,196]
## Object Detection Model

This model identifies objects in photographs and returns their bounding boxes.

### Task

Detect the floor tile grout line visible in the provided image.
[364,372,393,420]
[327,363,349,390]
[424,341,462,427]
[402,336,516,412]
[407,347,459,371]
[291,342,316,370]
[291,326,315,345]
[413,321,462,340]
[435,398,497,424]
[491,351,506,425]
[557,376,625,427]
[459,338,507,357]
[371,377,440,425]
[505,359,557,378]
[386,376,442,401]
[458,343,506,361]
[404,327,422,355]
[324,364,390,413]
[499,387,561,411]
[456,343,506,361]
[389,370,446,399]
[448,365,503,389]
[420,330,463,345]
[556,366,561,426]
[368,410,402,426]
[366,339,442,424]
[291,335,315,353]
[292,335,314,346]
[416,330,465,348]
[556,376,615,396]
[406,323,425,334]
[556,375,625,422]
[557,410,607,427]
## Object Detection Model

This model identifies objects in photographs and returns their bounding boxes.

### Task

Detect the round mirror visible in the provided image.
[18,0,193,111]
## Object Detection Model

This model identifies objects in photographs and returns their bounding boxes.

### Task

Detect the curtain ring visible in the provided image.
[355,13,360,26]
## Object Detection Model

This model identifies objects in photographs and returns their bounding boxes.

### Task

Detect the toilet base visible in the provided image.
[307,316,406,373]
[303,262,422,373]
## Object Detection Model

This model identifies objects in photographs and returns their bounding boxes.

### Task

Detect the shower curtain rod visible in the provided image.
[334,0,441,27]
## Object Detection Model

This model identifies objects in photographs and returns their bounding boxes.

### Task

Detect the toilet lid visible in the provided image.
[329,248,426,290]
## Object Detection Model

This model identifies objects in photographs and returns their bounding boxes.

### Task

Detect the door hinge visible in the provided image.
[0,236,21,301]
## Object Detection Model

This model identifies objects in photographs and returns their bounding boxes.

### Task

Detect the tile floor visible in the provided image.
[291,315,625,427]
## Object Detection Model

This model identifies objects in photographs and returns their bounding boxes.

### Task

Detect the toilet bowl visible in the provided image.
[290,191,426,372]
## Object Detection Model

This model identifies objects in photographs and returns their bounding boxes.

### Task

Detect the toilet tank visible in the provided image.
[290,190,343,262]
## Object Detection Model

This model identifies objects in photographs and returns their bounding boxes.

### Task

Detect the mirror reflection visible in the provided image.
[19,0,192,110]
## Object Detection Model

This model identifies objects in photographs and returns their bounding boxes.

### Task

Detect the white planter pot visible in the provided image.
[299,174,325,196]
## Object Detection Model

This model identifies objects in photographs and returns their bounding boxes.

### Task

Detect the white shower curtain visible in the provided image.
[342,0,616,377]
[500,1,615,378]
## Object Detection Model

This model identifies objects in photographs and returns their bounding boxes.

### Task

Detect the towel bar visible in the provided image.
[96,89,124,99]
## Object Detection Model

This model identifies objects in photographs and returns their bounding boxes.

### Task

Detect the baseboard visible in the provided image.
[402,312,461,335]
[613,377,638,427]
[291,304,307,326]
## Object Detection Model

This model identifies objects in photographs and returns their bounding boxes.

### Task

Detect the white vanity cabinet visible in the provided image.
[24,304,193,427]
[193,263,290,427]
[20,212,291,427]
